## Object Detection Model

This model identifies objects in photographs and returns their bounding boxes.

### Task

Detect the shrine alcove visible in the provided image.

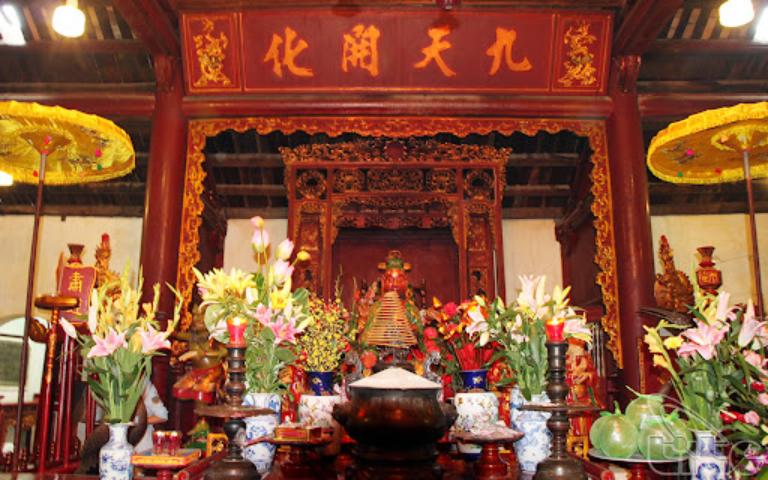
[331,228,460,308]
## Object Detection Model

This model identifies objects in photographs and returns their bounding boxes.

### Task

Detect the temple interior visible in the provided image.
[0,0,767,479]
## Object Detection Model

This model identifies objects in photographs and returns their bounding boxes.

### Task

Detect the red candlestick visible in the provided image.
[545,319,565,343]
[227,317,247,347]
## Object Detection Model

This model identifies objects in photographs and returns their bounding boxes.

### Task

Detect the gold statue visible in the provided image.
[94,233,119,287]
[653,235,694,315]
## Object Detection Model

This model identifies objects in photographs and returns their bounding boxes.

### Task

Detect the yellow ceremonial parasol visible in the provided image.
[647,101,768,317]
[0,101,134,468]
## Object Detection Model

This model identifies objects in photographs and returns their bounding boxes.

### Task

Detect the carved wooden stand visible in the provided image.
[530,341,592,480]
[196,345,269,480]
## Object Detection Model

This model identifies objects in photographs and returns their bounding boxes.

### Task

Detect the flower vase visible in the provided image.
[510,387,552,473]
[306,371,335,396]
[453,391,498,459]
[99,423,133,480]
[298,394,341,428]
[243,393,281,476]
[459,369,488,391]
[689,430,727,480]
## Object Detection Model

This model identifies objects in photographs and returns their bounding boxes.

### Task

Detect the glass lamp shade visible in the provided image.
[52,1,85,38]
[719,0,755,28]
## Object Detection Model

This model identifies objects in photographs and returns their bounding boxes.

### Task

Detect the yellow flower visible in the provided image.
[663,336,684,350]
[296,251,311,262]
[652,354,669,369]
[643,327,664,354]
[270,290,288,310]
[129,331,143,353]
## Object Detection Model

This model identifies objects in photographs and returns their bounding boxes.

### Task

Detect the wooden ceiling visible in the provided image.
[0,0,766,219]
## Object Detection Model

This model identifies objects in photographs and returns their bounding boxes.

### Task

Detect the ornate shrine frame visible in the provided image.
[282,139,509,304]
[177,116,622,367]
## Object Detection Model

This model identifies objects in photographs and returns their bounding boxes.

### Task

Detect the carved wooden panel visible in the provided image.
[284,138,506,300]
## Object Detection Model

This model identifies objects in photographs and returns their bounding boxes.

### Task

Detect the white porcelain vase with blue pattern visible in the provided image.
[243,393,281,476]
[99,423,133,480]
[453,392,499,459]
[689,431,727,480]
[510,387,552,473]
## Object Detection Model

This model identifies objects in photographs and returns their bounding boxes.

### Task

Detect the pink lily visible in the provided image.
[270,318,301,344]
[87,328,127,358]
[252,228,270,254]
[738,300,767,349]
[677,320,729,360]
[139,325,171,354]
[254,304,273,327]
[564,315,592,341]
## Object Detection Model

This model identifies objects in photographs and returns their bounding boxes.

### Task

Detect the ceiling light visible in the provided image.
[0,4,25,46]
[719,0,755,28]
[52,0,85,38]
[0,170,13,187]
[755,7,768,42]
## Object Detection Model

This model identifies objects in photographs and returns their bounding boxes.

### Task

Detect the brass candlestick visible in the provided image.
[196,344,269,480]
[528,341,591,480]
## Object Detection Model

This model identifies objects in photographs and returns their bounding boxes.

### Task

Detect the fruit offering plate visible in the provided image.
[588,448,687,464]
[132,448,201,469]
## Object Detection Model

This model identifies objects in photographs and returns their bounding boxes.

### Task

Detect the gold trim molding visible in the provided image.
[178,116,622,367]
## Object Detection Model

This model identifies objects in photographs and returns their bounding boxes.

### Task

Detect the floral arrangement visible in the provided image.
[424,297,496,389]
[195,216,311,394]
[643,290,746,433]
[299,293,351,372]
[488,275,591,401]
[60,268,180,424]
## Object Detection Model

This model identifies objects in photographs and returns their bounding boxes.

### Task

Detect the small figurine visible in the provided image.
[172,308,227,404]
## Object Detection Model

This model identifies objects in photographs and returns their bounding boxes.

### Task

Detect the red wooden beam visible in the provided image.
[614,0,683,55]
[113,0,179,56]
[649,39,768,55]
[0,92,155,117]
[639,92,768,119]
[182,95,614,119]
[0,40,146,54]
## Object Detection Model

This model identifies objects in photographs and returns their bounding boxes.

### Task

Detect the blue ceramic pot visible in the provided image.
[307,371,335,396]
[460,369,488,391]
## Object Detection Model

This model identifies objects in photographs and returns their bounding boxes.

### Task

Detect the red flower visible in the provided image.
[752,382,766,393]
[443,302,458,317]
[423,326,439,339]
[721,411,745,425]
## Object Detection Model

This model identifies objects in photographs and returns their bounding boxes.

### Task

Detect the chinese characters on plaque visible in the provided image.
[182,10,610,94]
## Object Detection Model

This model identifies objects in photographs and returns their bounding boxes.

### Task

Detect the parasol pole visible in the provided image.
[12,151,46,471]
[742,149,765,318]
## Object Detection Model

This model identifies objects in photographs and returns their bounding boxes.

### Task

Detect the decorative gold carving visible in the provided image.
[426,169,456,193]
[180,116,621,367]
[464,170,495,200]
[192,19,232,88]
[558,21,598,87]
[333,169,365,193]
[366,168,423,191]
[281,139,511,164]
[296,170,327,199]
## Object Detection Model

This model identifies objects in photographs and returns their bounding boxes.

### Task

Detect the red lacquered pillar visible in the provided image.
[606,55,656,396]
[139,55,187,414]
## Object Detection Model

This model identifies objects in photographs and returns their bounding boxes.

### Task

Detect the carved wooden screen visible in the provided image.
[283,139,508,300]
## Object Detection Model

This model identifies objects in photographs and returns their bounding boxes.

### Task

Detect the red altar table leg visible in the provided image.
[474,442,509,480]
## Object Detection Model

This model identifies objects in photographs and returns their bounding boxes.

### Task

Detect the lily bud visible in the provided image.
[276,238,294,261]
[250,216,265,229]
[252,228,270,254]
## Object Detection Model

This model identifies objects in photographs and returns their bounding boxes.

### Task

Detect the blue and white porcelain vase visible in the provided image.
[243,393,281,476]
[99,423,133,480]
[453,391,499,459]
[689,430,727,480]
[510,387,552,473]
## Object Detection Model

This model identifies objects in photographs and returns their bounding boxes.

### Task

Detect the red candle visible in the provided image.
[227,317,247,347]
[545,318,565,343]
